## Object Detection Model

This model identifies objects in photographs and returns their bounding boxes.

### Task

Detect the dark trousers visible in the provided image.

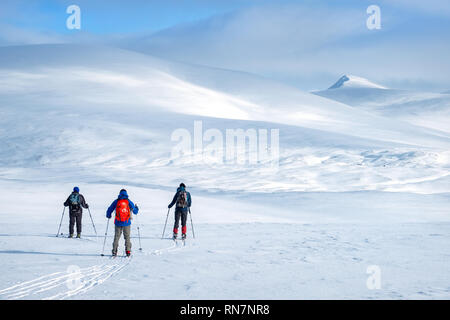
[173,210,187,234]
[69,212,82,235]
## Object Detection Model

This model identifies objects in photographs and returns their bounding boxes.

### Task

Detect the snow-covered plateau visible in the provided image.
[0,45,449,299]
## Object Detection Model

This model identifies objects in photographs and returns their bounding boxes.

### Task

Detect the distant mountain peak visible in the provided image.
[328,75,387,90]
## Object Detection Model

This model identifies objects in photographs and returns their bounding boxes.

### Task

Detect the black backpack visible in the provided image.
[176,190,188,208]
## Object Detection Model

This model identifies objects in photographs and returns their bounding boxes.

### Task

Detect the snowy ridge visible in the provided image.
[315,75,450,134]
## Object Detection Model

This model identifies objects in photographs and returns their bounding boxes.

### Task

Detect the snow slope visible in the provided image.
[0,44,449,194]
[1,44,449,147]
[0,45,449,299]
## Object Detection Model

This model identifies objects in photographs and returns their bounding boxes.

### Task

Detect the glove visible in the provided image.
[86,204,89,209]
[135,204,139,210]
[168,205,171,209]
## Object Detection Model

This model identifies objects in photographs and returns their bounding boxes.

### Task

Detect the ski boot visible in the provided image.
[173,232,178,240]
[182,233,187,240]
[126,251,131,257]
[68,234,73,238]
[112,250,117,257]
[76,233,81,238]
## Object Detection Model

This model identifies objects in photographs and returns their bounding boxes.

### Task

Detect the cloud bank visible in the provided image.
[124,3,450,91]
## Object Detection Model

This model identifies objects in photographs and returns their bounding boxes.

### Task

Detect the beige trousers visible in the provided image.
[112,225,131,254]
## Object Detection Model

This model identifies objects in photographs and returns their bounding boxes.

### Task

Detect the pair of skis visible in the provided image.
[57,234,95,242]
[110,253,132,259]
[173,237,186,247]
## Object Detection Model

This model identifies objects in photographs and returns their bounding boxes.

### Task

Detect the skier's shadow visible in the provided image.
[0,250,100,257]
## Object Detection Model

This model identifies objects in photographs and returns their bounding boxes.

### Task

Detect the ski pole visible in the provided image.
[101,218,110,256]
[136,213,142,251]
[87,208,98,237]
[56,207,66,237]
[189,208,195,239]
[161,208,170,239]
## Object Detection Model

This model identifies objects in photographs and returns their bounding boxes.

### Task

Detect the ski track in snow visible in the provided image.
[0,258,131,300]
[44,257,132,300]
[0,240,191,300]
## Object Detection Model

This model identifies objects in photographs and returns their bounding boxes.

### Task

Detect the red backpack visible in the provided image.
[115,199,131,222]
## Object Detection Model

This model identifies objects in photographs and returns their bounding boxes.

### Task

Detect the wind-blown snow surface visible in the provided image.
[0,45,449,299]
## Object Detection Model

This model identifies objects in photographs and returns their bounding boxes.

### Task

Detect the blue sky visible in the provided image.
[1,0,285,33]
[0,0,449,91]
[3,0,447,36]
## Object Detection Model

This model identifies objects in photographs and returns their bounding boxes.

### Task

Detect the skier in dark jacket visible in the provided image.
[63,186,89,238]
[168,183,192,240]
[106,189,139,257]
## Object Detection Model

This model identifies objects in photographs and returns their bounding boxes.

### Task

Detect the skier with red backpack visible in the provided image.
[63,186,89,238]
[106,189,139,257]
[168,183,192,240]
